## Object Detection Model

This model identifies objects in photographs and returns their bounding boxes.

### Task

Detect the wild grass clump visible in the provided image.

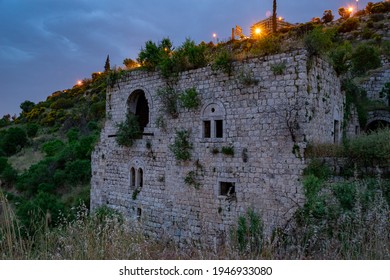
[345,128,390,168]
[272,178,390,259]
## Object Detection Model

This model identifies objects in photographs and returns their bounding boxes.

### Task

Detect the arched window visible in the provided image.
[130,167,136,187]
[137,168,143,188]
[202,102,226,140]
[127,90,150,132]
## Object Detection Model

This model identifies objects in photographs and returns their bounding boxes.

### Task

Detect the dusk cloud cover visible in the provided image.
[0,0,371,116]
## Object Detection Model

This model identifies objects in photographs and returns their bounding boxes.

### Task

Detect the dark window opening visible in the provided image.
[135,92,149,132]
[204,121,211,138]
[220,182,235,196]
[130,167,136,187]
[215,120,223,138]
[138,168,143,187]
[333,120,339,144]
[136,208,142,221]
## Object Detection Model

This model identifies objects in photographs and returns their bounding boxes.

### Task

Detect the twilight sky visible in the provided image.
[0,0,371,117]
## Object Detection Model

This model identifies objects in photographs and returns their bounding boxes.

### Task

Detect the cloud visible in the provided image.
[0,45,34,62]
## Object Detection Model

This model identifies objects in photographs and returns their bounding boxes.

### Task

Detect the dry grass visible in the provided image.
[2,179,390,260]
[7,147,44,173]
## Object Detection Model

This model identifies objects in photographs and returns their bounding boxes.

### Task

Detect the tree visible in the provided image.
[104,55,111,72]
[365,2,374,14]
[351,44,381,76]
[322,10,334,23]
[338,7,351,19]
[20,100,35,113]
[1,127,28,156]
[272,0,277,33]
[123,58,139,69]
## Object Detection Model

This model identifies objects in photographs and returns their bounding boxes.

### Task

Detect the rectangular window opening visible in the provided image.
[215,120,223,138]
[136,208,142,221]
[220,182,236,196]
[334,120,340,144]
[204,121,211,138]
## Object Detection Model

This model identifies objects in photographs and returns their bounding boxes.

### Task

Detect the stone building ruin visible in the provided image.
[91,49,355,246]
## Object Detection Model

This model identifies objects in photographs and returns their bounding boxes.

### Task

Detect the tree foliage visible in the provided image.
[351,43,381,75]
[322,10,334,23]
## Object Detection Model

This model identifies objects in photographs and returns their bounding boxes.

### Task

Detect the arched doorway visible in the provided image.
[366,119,390,132]
[127,89,149,132]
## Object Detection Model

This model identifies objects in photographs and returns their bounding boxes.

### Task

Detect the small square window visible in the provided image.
[215,120,223,138]
[220,182,235,196]
[204,121,211,138]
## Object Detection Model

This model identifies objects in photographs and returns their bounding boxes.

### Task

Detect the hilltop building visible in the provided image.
[250,16,294,37]
[90,49,361,246]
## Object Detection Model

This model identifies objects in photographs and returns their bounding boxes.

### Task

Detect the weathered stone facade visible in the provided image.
[91,50,345,246]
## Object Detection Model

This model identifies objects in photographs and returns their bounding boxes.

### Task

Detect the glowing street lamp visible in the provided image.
[77,80,83,86]
[348,7,354,14]
[212,33,217,44]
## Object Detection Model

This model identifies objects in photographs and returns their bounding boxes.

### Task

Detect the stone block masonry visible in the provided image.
[91,49,345,247]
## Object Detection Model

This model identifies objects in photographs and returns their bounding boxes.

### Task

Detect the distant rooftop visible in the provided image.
[250,16,295,38]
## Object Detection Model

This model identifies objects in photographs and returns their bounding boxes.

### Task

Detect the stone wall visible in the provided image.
[91,50,345,247]
[360,65,390,103]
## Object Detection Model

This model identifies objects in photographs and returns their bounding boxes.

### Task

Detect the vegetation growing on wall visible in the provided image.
[115,113,142,147]
[169,130,192,161]
[178,87,200,109]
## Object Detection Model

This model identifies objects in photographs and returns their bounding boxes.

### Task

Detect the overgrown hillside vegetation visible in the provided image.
[1,1,390,259]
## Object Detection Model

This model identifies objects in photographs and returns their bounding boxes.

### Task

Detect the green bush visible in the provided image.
[328,41,352,75]
[212,50,233,75]
[342,79,369,127]
[221,145,234,156]
[304,27,334,56]
[16,191,65,235]
[66,128,79,143]
[157,86,179,118]
[332,182,356,211]
[271,62,286,75]
[0,158,18,186]
[250,36,281,56]
[16,158,57,195]
[26,123,39,138]
[381,40,390,59]
[345,128,390,168]
[169,130,192,161]
[138,38,172,71]
[303,158,332,180]
[42,140,65,157]
[178,88,200,109]
[0,156,7,173]
[173,38,207,71]
[64,159,91,185]
[115,113,141,147]
[338,18,360,33]
[351,43,381,76]
[0,127,28,156]
[89,100,106,120]
[50,98,74,110]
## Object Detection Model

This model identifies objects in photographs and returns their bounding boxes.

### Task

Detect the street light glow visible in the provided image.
[348,7,354,13]
[255,28,261,35]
